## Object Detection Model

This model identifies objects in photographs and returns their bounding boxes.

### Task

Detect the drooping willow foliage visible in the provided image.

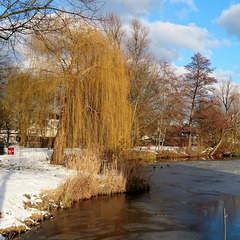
[7,20,132,165]
[4,68,58,143]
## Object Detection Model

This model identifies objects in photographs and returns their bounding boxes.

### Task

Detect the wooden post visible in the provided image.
[224,208,227,240]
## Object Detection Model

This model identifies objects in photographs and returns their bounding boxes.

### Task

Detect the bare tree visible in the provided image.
[194,99,226,150]
[126,18,151,64]
[155,60,185,151]
[126,19,158,142]
[216,78,240,117]
[209,78,240,155]
[101,12,125,48]
[183,52,217,151]
[0,0,103,41]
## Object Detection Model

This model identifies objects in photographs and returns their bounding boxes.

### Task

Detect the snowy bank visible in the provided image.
[0,147,70,234]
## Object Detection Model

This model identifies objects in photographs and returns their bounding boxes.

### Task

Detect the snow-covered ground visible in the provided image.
[0,147,70,234]
[133,145,180,153]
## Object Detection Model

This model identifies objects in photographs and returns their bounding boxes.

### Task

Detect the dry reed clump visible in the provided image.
[38,171,126,209]
[35,149,150,209]
[65,149,102,175]
[0,226,27,239]
[0,213,47,239]
[24,213,45,226]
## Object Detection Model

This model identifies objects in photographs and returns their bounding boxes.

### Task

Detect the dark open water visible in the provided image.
[20,160,240,240]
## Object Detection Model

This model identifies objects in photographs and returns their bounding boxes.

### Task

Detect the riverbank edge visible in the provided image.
[0,193,128,239]
[128,148,240,163]
[0,163,150,239]
[156,151,240,161]
[1,147,236,239]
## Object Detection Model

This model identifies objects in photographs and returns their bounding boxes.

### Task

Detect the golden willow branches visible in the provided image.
[6,19,132,164]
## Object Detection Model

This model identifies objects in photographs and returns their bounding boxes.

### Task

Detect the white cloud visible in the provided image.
[168,0,197,11]
[173,65,187,76]
[148,21,221,61]
[212,69,234,81]
[151,44,181,62]
[103,1,226,64]
[216,4,240,40]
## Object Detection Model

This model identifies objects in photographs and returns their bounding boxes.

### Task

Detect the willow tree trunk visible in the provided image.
[51,117,66,165]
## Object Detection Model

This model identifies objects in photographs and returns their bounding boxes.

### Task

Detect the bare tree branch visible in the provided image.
[0,0,103,40]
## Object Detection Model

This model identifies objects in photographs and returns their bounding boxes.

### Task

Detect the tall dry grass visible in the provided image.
[35,149,149,209]
[65,149,102,175]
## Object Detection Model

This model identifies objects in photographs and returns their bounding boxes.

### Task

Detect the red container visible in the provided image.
[8,147,14,155]
[147,145,151,150]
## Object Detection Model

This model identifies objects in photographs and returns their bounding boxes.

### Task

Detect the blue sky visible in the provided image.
[103,0,240,83]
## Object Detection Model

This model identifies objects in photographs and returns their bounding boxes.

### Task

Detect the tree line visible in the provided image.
[0,1,240,164]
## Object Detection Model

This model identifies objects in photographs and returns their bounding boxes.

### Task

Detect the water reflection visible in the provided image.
[20,160,240,240]
[195,195,240,239]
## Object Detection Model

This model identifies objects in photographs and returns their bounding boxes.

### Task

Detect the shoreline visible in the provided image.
[0,146,238,239]
[18,159,240,239]
[132,146,240,161]
[0,147,149,239]
[0,147,70,239]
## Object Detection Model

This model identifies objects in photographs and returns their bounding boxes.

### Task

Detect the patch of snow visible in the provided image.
[0,235,6,240]
[133,145,180,153]
[0,146,70,232]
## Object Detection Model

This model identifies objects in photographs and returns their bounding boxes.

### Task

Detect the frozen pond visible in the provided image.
[20,159,240,239]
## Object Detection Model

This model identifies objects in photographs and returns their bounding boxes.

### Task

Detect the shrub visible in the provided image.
[0,140,5,155]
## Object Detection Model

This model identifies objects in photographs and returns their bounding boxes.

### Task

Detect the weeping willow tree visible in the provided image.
[6,19,132,165]
[4,68,60,146]
[37,21,131,165]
